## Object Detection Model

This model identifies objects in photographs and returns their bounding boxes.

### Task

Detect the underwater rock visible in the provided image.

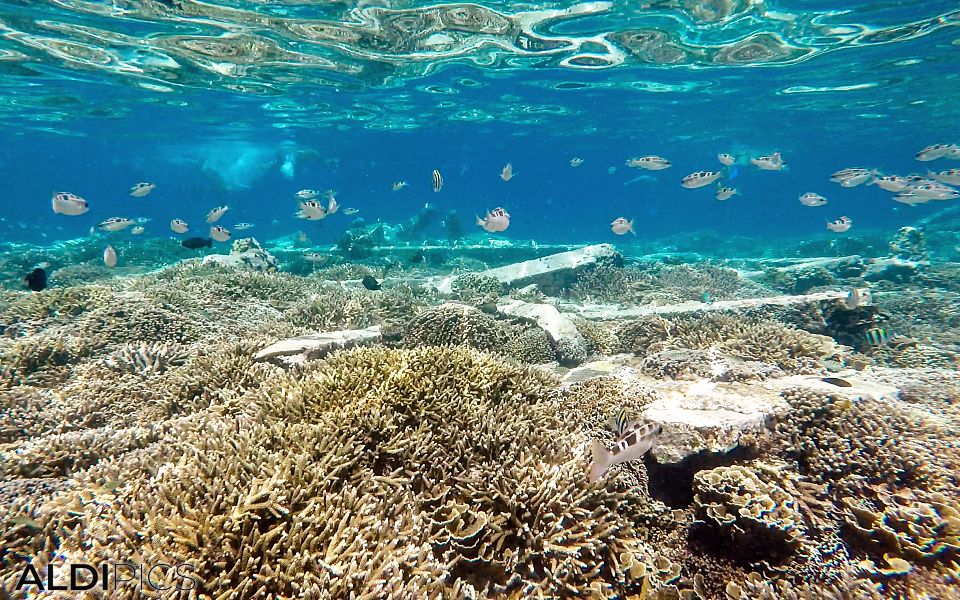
[641,380,786,465]
[889,226,928,262]
[440,243,621,295]
[497,298,587,365]
[202,237,277,271]
[254,326,382,366]
[862,257,920,282]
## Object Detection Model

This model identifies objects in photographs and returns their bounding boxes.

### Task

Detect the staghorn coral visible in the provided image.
[505,326,556,364]
[613,314,674,354]
[725,570,884,599]
[1,333,97,380]
[641,349,783,381]
[692,464,805,561]
[102,341,191,375]
[449,272,503,306]
[574,318,619,356]
[1,347,683,598]
[403,302,507,351]
[76,293,197,345]
[0,285,114,329]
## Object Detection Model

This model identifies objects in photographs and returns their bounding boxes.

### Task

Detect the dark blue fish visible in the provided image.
[24,268,47,291]
[361,275,381,291]
[181,237,212,249]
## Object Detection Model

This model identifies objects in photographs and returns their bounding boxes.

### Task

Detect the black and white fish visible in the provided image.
[589,420,661,483]
[830,168,875,187]
[51,192,89,216]
[129,182,155,197]
[916,143,958,162]
[799,192,827,207]
[209,225,231,242]
[432,169,443,192]
[626,156,671,170]
[98,217,135,232]
[750,151,785,171]
[845,287,872,309]
[170,219,189,234]
[205,205,229,223]
[681,170,722,189]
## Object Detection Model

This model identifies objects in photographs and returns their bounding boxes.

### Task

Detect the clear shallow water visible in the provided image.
[0,0,958,247]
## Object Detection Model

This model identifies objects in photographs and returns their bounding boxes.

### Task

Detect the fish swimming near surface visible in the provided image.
[170,219,189,233]
[570,157,584,167]
[51,192,89,216]
[205,205,229,223]
[361,275,381,291]
[610,217,635,236]
[24,268,47,291]
[129,182,155,197]
[432,169,443,192]
[98,217,135,232]
[826,216,852,232]
[626,156,671,170]
[181,237,212,249]
[501,163,514,181]
[681,171,722,189]
[916,143,958,162]
[210,225,231,242]
[865,327,890,346]
[589,420,662,483]
[799,192,827,207]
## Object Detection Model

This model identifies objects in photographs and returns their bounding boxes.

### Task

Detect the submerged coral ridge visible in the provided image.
[1,244,959,598]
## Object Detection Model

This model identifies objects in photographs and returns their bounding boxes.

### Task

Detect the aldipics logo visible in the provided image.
[13,562,200,593]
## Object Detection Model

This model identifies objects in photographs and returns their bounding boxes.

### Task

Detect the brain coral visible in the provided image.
[1,347,683,599]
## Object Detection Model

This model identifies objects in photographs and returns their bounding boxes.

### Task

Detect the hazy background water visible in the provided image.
[1,0,958,247]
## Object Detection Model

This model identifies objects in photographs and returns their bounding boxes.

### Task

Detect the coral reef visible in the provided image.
[692,464,805,561]
[449,272,503,306]
[403,302,507,351]
[505,325,556,364]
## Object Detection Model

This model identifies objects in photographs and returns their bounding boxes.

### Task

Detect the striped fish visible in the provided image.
[589,421,661,483]
[865,327,890,347]
[432,169,443,192]
[607,408,630,436]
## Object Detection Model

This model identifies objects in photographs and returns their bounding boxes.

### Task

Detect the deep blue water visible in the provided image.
[0,1,958,248]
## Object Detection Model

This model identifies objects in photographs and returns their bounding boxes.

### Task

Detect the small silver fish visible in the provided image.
[98,217,135,232]
[826,216,852,232]
[750,152,785,171]
[570,157,584,167]
[916,144,958,162]
[234,222,254,231]
[715,186,738,201]
[501,163,514,181]
[129,182,155,197]
[210,225,231,242]
[626,156,671,170]
[341,207,360,215]
[799,192,827,207]
[589,421,661,483]
[205,205,229,223]
[391,181,408,191]
[717,153,735,166]
[845,287,872,309]
[170,219,189,234]
[681,171,722,189]
[870,175,910,193]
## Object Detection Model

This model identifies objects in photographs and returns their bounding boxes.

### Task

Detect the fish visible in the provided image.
[181,237,212,249]
[908,183,959,201]
[476,207,510,233]
[701,291,712,304]
[750,152,785,171]
[830,168,875,187]
[210,225,231,242]
[234,222,254,231]
[607,408,630,436]
[893,192,929,206]
[570,157,584,167]
[845,287,872,309]
[296,189,321,200]
[870,175,910,193]
[501,163,514,181]
[717,153,735,166]
[626,156,671,170]
[799,192,827,207]
[296,200,328,220]
[916,144,958,162]
[98,217,135,232]
[129,182,155,197]
[103,245,117,268]
[135,217,151,224]
[928,169,960,185]
[130,226,145,235]
[170,219,189,234]
[681,171,722,189]
[821,377,853,388]
[607,166,617,175]
[51,192,89,216]
[715,186,738,201]
[392,181,409,191]
[826,216,852,232]
[409,251,425,264]
[341,207,359,216]
[432,169,443,192]
[588,421,662,483]
[24,268,47,291]
[326,194,338,215]
[296,231,309,243]
[303,252,325,262]
[205,206,229,223]
[361,275,382,291]
[610,217,635,236]
[865,327,890,346]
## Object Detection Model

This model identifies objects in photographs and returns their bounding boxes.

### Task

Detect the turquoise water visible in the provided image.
[0,1,958,248]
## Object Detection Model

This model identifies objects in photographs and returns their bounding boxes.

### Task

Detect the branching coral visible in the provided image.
[449,272,503,306]
[102,341,191,375]
[2,347,678,598]
[505,326,556,364]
